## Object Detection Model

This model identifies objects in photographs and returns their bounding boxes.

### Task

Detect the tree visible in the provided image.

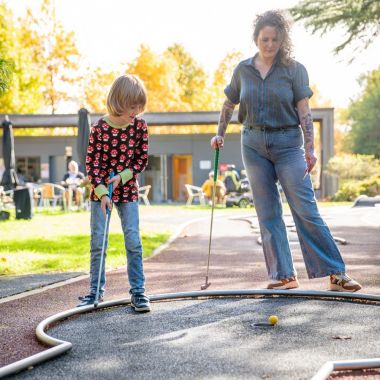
[79,66,120,113]
[0,59,12,96]
[0,2,43,112]
[23,0,80,114]
[209,51,243,110]
[0,2,13,96]
[165,44,209,111]
[290,0,380,55]
[347,67,380,156]
[126,44,187,112]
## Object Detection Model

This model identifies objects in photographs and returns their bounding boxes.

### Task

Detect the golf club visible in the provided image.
[94,172,114,308]
[201,147,219,290]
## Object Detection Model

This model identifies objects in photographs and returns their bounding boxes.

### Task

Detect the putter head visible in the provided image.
[200,282,211,290]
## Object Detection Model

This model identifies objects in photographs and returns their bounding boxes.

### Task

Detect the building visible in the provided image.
[0,109,337,202]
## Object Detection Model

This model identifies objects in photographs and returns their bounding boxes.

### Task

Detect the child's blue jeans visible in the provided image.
[241,126,345,280]
[89,200,145,296]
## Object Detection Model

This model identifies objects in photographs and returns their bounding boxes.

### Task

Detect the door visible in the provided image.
[172,155,192,202]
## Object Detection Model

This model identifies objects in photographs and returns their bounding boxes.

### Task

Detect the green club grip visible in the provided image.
[213,148,219,183]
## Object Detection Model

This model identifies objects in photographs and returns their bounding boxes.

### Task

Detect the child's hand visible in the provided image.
[100,195,112,217]
[108,174,121,190]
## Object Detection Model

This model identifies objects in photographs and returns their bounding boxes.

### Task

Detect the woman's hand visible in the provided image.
[305,149,317,174]
[100,195,112,217]
[211,135,224,149]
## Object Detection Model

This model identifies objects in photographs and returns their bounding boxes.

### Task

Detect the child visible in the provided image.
[77,74,150,312]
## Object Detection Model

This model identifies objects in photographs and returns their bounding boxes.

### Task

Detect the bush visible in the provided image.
[359,174,380,197]
[326,154,380,181]
[333,174,380,201]
[333,182,361,201]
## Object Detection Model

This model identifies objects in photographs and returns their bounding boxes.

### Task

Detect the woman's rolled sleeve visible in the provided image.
[224,68,241,105]
[293,63,313,103]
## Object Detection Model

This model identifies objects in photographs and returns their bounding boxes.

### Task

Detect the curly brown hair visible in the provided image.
[252,10,293,66]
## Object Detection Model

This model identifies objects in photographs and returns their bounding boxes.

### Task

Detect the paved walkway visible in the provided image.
[0,205,379,378]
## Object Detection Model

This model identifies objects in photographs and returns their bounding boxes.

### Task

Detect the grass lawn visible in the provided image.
[0,201,350,276]
[0,209,169,276]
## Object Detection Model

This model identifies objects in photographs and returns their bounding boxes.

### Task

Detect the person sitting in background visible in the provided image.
[202,171,226,205]
[61,160,85,209]
[239,169,250,192]
[223,164,241,194]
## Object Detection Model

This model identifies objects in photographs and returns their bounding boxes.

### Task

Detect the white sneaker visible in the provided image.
[330,274,362,292]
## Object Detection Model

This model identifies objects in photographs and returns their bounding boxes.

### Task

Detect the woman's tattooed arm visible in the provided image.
[297,97,317,172]
[297,97,314,152]
[217,98,236,137]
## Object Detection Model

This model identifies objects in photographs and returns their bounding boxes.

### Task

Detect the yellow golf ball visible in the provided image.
[268,315,279,325]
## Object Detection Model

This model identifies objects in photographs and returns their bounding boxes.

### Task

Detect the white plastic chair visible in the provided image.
[185,184,206,206]
[138,185,151,206]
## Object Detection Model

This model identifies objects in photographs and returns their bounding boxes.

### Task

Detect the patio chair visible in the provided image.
[0,186,13,220]
[138,185,151,206]
[39,183,66,209]
[0,186,13,208]
[185,184,206,206]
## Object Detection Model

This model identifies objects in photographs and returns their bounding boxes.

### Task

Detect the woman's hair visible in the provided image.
[252,10,293,66]
[68,160,79,173]
[107,74,147,116]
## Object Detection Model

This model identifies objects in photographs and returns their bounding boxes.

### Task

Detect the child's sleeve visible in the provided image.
[119,120,149,184]
[86,123,108,199]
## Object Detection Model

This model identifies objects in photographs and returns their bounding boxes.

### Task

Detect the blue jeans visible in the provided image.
[241,126,345,280]
[89,201,145,296]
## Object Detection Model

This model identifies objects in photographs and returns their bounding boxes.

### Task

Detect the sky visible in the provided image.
[8,0,380,110]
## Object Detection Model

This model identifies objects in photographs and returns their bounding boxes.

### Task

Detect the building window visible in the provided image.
[16,157,41,182]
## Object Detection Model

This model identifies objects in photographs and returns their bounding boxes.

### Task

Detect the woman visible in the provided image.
[211,10,361,292]
[61,160,85,208]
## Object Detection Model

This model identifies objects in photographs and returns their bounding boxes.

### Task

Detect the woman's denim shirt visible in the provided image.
[224,54,313,128]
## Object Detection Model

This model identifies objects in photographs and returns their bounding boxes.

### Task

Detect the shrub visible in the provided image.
[358,174,380,197]
[333,174,380,201]
[333,182,361,201]
[326,154,380,181]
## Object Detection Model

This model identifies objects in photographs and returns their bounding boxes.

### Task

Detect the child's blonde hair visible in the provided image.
[107,74,147,116]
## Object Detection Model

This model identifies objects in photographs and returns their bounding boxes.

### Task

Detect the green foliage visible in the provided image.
[0,232,169,275]
[333,182,361,201]
[210,51,243,110]
[127,44,191,112]
[80,66,119,113]
[290,0,380,55]
[326,153,380,180]
[0,58,13,95]
[125,44,244,112]
[333,174,380,201]
[0,0,80,114]
[347,67,380,156]
[25,0,80,114]
[165,44,209,111]
[0,2,45,113]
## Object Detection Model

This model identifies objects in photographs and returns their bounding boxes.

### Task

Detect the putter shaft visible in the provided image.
[201,148,219,290]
